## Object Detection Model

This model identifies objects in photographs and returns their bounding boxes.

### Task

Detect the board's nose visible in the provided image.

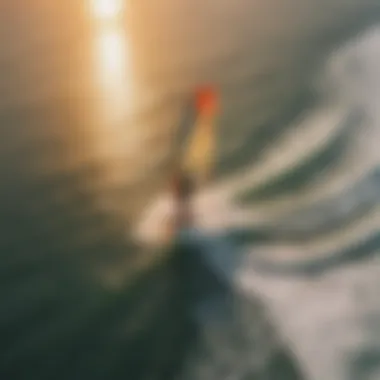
[195,86,218,115]
[182,87,219,184]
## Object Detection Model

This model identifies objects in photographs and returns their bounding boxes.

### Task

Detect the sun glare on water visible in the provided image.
[90,0,131,120]
[89,0,138,159]
[91,0,123,20]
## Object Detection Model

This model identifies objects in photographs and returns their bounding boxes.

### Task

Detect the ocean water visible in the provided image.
[1,1,380,379]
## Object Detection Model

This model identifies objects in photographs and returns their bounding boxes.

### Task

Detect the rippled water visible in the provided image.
[1,1,380,379]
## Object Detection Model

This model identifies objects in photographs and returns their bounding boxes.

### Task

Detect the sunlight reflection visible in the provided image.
[95,27,131,115]
[90,0,138,162]
[90,0,133,124]
[94,27,132,128]
[91,0,123,20]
